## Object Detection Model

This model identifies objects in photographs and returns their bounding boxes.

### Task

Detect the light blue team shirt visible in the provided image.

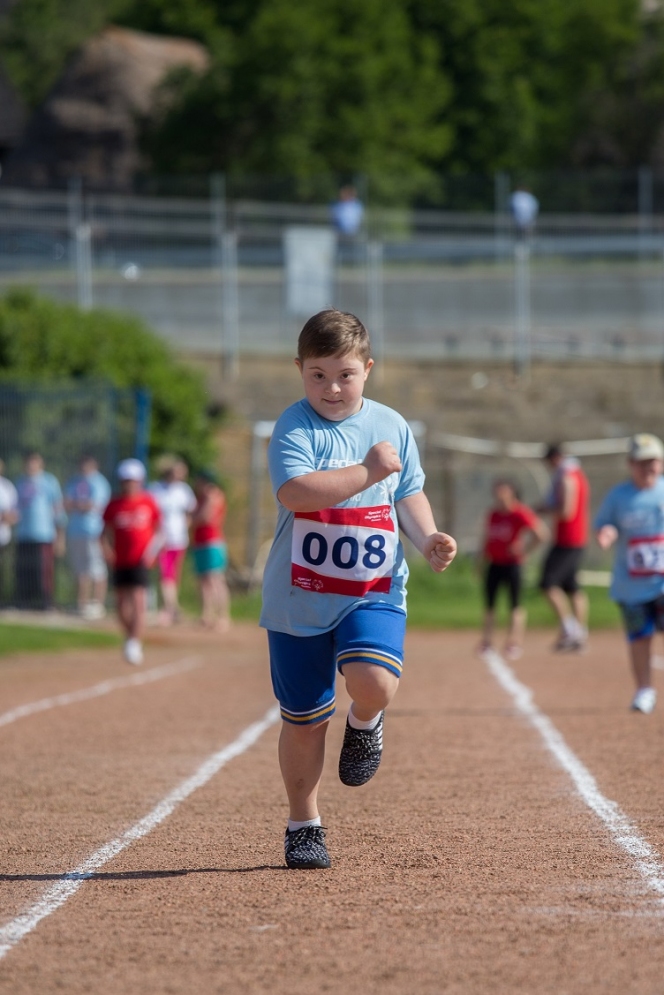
[260,397,425,637]
[594,477,664,604]
[15,471,65,543]
[64,471,111,538]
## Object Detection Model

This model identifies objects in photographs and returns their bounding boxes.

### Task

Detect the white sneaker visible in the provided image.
[631,687,656,714]
[123,638,144,666]
[82,602,106,620]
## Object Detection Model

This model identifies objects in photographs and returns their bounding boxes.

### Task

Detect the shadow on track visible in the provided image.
[0,866,285,882]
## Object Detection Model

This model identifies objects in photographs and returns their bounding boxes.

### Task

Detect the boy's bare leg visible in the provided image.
[629,636,653,690]
[116,588,134,638]
[544,585,570,633]
[342,662,399,722]
[117,586,145,640]
[571,589,588,630]
[279,720,329,821]
[160,578,178,623]
[481,608,495,649]
[93,576,107,608]
[507,606,526,648]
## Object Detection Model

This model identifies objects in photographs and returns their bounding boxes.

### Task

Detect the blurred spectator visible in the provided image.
[331,185,364,237]
[102,459,161,666]
[14,452,65,609]
[64,455,111,619]
[192,470,230,632]
[0,458,18,604]
[149,455,196,626]
[537,444,590,652]
[510,186,539,240]
[478,479,547,659]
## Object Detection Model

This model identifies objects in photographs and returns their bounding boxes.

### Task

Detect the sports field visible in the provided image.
[1,623,664,993]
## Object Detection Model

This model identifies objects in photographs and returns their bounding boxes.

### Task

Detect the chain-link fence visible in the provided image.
[0,382,151,609]
[3,175,664,368]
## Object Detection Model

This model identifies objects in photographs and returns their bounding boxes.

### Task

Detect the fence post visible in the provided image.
[513,242,531,379]
[134,388,152,466]
[494,171,510,260]
[68,176,82,266]
[221,231,240,381]
[367,240,385,378]
[75,222,93,311]
[638,165,653,258]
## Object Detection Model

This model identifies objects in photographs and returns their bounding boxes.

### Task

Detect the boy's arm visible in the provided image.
[100,523,115,564]
[594,489,618,550]
[596,524,618,550]
[395,491,457,573]
[277,441,402,512]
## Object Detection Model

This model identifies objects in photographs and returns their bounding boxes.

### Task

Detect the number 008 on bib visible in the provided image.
[291,506,396,596]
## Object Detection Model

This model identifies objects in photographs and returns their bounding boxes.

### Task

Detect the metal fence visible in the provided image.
[3,180,664,369]
[0,382,151,608]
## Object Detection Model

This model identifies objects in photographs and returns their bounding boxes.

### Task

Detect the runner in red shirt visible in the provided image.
[102,459,161,665]
[537,444,591,652]
[480,479,547,659]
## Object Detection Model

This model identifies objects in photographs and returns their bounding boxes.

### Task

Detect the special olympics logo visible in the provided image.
[313,579,324,592]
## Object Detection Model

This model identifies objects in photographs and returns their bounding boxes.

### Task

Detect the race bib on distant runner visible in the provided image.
[291,506,395,596]
[627,535,664,576]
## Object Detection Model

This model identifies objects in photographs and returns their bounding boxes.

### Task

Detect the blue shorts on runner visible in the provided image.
[268,602,406,725]
[620,597,664,641]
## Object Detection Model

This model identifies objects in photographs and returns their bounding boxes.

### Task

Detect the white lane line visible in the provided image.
[0,703,280,961]
[483,650,664,904]
[0,657,202,729]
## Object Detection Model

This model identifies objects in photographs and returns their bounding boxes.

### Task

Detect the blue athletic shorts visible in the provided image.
[267,602,406,725]
[619,597,664,641]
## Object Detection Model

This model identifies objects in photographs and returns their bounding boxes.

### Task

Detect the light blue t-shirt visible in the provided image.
[594,477,664,604]
[260,397,425,636]
[64,471,111,538]
[15,472,65,543]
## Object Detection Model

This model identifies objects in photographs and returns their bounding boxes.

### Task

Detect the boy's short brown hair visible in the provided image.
[297,309,371,364]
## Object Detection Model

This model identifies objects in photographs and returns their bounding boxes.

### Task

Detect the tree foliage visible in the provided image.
[2,0,664,180]
[0,290,216,470]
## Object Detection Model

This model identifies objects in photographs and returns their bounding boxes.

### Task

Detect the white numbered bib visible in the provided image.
[291,505,396,596]
[627,535,664,576]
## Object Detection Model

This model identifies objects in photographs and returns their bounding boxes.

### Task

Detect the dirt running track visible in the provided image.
[2,624,664,994]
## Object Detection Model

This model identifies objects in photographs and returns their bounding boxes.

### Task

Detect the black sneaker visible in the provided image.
[338,711,384,787]
[284,825,331,869]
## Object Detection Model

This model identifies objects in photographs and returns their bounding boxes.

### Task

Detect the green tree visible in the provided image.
[0,0,117,106]
[407,0,643,172]
[0,290,217,470]
[143,0,452,201]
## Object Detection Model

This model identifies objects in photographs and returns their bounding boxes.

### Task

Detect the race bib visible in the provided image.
[627,535,664,576]
[291,505,396,596]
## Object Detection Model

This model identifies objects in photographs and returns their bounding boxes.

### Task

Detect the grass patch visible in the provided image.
[0,624,119,657]
[406,555,620,629]
[213,553,622,630]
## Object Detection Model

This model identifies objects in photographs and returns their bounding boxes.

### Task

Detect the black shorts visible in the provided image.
[484,563,522,611]
[539,545,584,594]
[113,565,149,589]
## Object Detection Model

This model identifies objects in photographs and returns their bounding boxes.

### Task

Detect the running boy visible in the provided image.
[102,459,161,666]
[260,309,457,870]
[595,434,664,714]
[479,479,547,659]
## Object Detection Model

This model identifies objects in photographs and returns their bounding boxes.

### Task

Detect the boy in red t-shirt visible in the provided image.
[479,479,547,659]
[102,459,161,665]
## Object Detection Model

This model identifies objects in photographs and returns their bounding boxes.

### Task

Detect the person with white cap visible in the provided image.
[595,433,664,713]
[102,458,161,665]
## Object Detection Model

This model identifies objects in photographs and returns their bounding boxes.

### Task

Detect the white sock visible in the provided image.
[348,706,381,731]
[562,616,577,638]
[287,816,321,832]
